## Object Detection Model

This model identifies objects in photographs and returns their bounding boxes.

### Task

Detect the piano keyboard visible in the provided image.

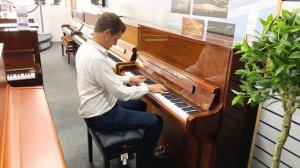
[73,35,86,45]
[62,27,72,35]
[107,52,125,67]
[125,70,198,121]
[7,72,35,81]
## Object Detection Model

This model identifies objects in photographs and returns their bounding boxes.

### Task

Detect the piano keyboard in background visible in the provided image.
[107,52,125,67]
[125,70,198,121]
[62,27,72,35]
[7,72,35,81]
[73,35,86,45]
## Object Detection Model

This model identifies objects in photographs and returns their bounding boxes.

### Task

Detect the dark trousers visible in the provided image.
[85,100,163,161]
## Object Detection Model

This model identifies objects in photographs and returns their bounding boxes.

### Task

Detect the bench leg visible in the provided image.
[67,49,70,64]
[61,44,64,56]
[87,128,93,162]
[136,151,141,168]
[104,158,110,168]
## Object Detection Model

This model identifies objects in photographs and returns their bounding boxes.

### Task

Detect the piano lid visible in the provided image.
[138,25,233,105]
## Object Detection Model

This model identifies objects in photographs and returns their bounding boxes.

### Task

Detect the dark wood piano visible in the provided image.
[116,25,258,168]
[0,27,43,87]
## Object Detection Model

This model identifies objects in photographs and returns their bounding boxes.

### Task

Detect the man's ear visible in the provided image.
[104,29,111,36]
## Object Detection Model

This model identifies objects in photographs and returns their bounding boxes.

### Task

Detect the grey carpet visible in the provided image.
[40,42,136,168]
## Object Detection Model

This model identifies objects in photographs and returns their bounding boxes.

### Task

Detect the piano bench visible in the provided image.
[86,125,143,168]
[61,35,76,64]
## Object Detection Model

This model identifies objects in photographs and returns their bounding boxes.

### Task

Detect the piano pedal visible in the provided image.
[154,145,169,158]
[120,153,128,166]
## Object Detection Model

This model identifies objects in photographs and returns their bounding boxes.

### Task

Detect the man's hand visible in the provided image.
[130,75,146,85]
[148,84,167,93]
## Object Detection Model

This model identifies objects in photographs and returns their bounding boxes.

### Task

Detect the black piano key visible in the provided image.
[161,92,170,96]
[177,104,189,108]
[108,53,122,62]
[145,80,156,84]
[187,110,198,114]
[164,95,177,100]
[131,70,142,76]
[175,102,188,106]
[182,107,195,111]
[170,99,183,103]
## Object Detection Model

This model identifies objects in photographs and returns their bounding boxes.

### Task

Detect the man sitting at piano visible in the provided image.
[75,12,167,167]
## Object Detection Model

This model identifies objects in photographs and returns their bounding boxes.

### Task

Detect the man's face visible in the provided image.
[106,31,122,50]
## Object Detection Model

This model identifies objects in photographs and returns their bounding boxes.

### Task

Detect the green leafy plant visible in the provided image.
[232,8,300,168]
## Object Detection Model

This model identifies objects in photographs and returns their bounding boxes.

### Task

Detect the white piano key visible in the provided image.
[150,92,189,121]
[7,72,35,81]
[73,35,86,45]
[62,27,72,35]
[125,72,189,121]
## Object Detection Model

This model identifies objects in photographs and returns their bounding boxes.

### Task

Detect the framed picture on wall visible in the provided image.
[91,0,105,7]
[181,17,205,39]
[192,0,229,19]
[171,0,191,14]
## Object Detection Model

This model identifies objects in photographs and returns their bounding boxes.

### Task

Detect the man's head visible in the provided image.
[93,12,126,50]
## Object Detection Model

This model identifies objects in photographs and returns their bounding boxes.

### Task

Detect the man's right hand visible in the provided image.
[148,84,167,93]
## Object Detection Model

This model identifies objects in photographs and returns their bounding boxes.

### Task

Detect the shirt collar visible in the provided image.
[87,39,108,56]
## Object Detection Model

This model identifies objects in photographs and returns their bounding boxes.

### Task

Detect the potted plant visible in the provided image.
[232,8,300,168]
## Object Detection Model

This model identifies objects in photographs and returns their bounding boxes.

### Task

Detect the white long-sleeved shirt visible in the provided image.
[76,40,149,118]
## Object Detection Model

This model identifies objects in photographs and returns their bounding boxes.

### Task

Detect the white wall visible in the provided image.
[75,0,278,42]
[25,0,71,41]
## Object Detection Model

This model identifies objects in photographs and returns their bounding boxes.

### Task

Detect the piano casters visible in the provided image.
[154,145,170,159]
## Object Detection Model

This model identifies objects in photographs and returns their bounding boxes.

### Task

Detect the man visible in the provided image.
[75,12,167,166]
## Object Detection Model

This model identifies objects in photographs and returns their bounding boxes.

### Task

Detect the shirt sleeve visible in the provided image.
[117,75,130,84]
[91,59,148,100]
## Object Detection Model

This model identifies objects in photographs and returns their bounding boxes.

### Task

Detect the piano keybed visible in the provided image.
[124,70,199,121]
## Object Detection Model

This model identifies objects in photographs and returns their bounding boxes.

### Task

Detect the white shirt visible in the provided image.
[76,40,149,118]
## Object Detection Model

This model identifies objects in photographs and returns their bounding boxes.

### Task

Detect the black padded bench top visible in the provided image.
[89,129,143,153]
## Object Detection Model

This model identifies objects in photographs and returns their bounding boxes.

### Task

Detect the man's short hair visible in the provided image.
[94,12,126,35]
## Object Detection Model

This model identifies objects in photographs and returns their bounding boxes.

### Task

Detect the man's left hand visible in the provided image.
[130,75,146,85]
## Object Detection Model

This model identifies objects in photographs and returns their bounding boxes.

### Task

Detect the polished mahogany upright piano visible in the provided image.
[117,25,258,168]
